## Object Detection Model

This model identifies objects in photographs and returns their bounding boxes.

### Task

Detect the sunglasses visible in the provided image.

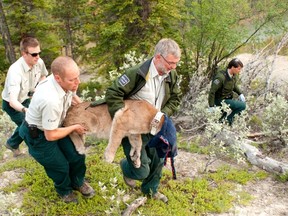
[27,52,41,57]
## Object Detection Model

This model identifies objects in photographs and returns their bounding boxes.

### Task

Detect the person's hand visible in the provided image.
[238,94,245,102]
[74,124,88,135]
[208,107,216,113]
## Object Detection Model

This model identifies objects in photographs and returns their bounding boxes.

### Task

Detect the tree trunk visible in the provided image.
[247,129,288,138]
[64,19,74,59]
[0,0,16,64]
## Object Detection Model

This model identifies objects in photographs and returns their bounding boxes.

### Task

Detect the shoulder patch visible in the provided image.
[118,74,130,86]
[213,79,220,85]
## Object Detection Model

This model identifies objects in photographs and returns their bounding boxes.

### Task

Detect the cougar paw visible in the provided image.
[104,149,115,163]
[130,152,141,168]
[130,152,138,161]
[76,146,86,155]
[132,158,141,168]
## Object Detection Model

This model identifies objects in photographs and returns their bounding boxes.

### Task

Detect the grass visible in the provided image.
[0,138,268,216]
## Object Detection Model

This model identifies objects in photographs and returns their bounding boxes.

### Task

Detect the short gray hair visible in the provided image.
[154,38,181,58]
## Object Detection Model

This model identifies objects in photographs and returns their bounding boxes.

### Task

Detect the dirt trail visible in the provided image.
[167,150,288,216]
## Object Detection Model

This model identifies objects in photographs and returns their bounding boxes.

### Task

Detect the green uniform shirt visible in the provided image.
[208,70,242,107]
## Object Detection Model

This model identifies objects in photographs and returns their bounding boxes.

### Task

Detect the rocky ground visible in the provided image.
[171,150,288,216]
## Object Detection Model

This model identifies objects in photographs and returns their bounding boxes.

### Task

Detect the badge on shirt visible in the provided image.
[118,74,130,86]
[213,79,220,85]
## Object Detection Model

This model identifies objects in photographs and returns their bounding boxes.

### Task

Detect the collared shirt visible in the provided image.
[130,59,168,110]
[1,57,48,103]
[25,74,73,130]
[227,69,233,78]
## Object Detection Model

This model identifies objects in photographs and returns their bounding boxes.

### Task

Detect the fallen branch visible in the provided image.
[122,196,147,216]
[216,130,288,175]
[179,123,206,132]
[247,129,288,138]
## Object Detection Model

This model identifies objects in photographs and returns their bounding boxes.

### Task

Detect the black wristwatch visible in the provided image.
[22,107,26,113]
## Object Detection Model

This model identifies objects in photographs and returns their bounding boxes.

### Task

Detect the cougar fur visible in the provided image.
[63,100,164,168]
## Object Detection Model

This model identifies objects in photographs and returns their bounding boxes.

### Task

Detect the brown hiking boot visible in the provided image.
[61,192,78,203]
[75,181,95,198]
[153,192,168,203]
[5,143,23,157]
[123,175,136,188]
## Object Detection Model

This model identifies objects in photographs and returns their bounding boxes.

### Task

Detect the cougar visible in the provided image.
[63,100,164,168]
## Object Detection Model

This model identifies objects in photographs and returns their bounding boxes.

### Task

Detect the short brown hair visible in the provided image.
[20,37,40,52]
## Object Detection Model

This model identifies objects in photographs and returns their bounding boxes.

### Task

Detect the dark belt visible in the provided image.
[24,121,43,138]
[216,96,232,100]
[24,121,42,130]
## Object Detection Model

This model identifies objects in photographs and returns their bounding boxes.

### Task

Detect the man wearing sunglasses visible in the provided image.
[1,36,48,157]
[105,38,182,203]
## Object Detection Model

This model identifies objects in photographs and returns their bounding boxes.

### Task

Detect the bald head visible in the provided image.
[51,56,78,78]
[51,56,81,92]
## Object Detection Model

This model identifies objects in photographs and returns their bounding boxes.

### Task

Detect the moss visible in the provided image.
[276,172,288,182]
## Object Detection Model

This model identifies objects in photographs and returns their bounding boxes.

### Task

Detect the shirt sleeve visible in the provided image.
[161,71,182,116]
[39,58,49,76]
[208,75,224,107]
[105,70,136,118]
[233,78,242,95]
[41,99,62,130]
[6,68,22,98]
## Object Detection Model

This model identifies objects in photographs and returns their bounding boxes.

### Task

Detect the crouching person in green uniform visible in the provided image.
[105,38,182,203]
[19,56,95,203]
[208,58,246,126]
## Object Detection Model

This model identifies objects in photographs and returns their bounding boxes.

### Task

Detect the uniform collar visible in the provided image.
[20,57,34,72]
[50,74,68,98]
[227,69,233,78]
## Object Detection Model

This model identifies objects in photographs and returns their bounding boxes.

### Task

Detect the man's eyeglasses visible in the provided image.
[27,52,41,57]
[160,54,178,66]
